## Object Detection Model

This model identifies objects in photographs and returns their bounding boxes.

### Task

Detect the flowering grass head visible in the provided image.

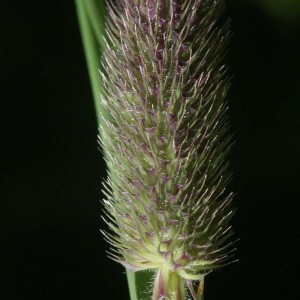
[100,0,236,298]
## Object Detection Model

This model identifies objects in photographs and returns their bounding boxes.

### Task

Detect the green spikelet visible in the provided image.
[100,0,236,299]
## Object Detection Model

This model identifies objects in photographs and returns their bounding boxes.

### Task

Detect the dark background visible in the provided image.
[1,1,299,299]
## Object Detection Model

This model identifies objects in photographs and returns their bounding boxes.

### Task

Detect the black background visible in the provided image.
[1,1,299,299]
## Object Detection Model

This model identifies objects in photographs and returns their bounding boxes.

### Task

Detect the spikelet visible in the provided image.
[100,0,236,299]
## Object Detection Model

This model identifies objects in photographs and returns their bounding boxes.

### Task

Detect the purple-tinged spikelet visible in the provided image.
[100,0,236,298]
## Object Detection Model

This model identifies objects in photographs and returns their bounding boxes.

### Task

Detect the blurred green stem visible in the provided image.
[74,0,106,124]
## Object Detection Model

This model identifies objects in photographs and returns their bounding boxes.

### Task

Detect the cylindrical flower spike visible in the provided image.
[100,0,236,299]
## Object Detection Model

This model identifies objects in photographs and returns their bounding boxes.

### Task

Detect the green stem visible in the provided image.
[126,270,139,300]
[196,278,204,300]
[186,278,205,300]
[83,0,106,48]
[127,269,155,300]
[74,0,108,125]
[153,265,185,300]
